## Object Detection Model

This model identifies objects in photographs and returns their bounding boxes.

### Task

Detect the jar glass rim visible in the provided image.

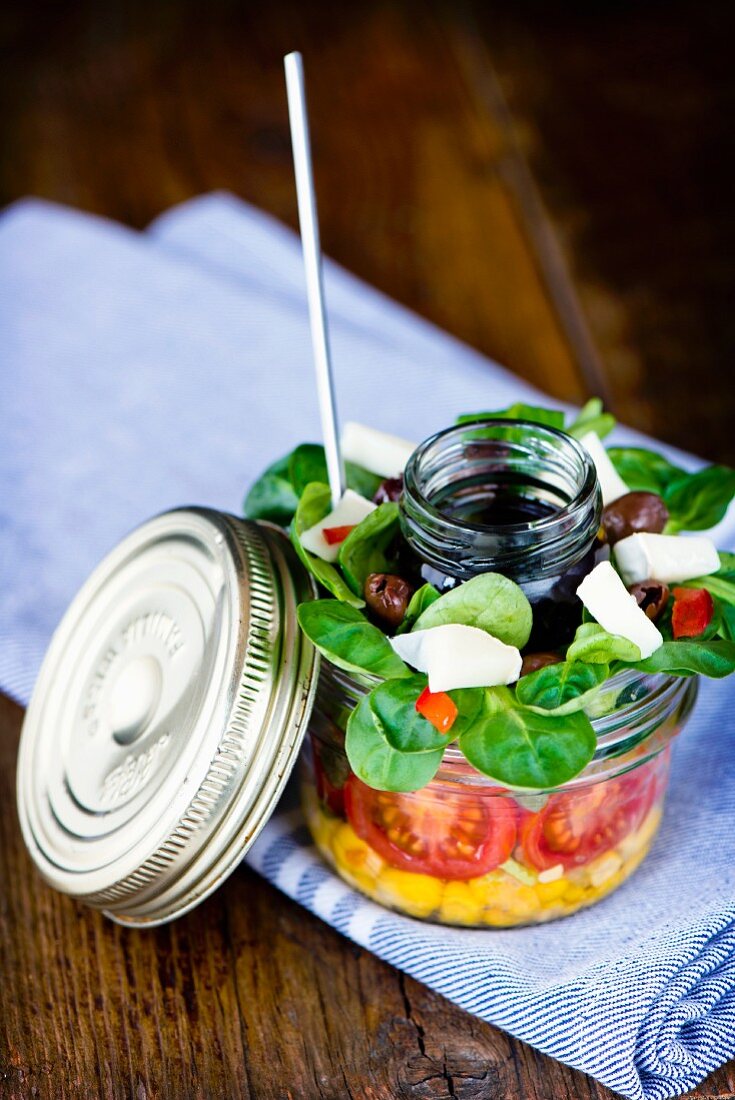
[403,418,599,537]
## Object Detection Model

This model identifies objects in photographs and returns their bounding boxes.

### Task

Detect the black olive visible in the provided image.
[520,652,563,677]
[364,573,413,628]
[601,491,669,545]
[628,580,670,621]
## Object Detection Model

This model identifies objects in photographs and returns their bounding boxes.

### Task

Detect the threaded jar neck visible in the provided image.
[400,419,601,584]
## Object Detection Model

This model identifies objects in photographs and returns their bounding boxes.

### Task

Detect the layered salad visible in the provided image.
[245,401,735,925]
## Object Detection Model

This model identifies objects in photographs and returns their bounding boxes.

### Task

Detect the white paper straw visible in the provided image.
[284,51,345,508]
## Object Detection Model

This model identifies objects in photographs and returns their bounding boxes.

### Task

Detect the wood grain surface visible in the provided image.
[1,1,734,1097]
[2,0,733,460]
[3,693,733,1100]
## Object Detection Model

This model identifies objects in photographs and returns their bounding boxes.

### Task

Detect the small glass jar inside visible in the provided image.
[301,662,695,927]
[400,419,602,648]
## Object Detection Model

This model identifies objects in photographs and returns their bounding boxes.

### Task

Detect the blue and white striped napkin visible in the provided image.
[2,193,734,1100]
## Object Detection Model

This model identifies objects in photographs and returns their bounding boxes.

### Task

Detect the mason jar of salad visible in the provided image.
[247,401,733,927]
[301,662,691,926]
[17,398,730,928]
[16,401,735,927]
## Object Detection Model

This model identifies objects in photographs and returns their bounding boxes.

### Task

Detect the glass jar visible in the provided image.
[301,661,696,927]
[400,419,602,648]
[300,418,695,926]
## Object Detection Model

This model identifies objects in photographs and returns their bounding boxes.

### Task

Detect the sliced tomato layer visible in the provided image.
[344,776,517,880]
[520,755,662,871]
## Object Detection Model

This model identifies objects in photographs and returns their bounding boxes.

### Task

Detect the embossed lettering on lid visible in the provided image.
[16,508,318,926]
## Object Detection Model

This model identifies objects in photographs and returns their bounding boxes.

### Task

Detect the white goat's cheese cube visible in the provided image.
[390,624,522,692]
[614,533,720,585]
[341,422,417,480]
[580,430,629,506]
[576,561,663,659]
[299,489,376,563]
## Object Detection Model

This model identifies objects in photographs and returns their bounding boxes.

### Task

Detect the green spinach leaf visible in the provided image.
[289,444,331,495]
[566,398,616,441]
[245,444,381,526]
[607,450,735,531]
[607,447,687,496]
[516,661,610,714]
[684,552,735,605]
[717,603,735,642]
[693,563,735,641]
[297,600,410,680]
[338,503,400,597]
[663,466,735,533]
[244,454,299,523]
[718,551,735,573]
[457,404,566,430]
[445,686,485,733]
[291,483,365,608]
[369,675,453,752]
[396,583,441,634]
[413,572,532,649]
[566,622,641,664]
[458,687,596,789]
[289,443,382,500]
[345,694,445,791]
[345,461,383,499]
[619,639,735,678]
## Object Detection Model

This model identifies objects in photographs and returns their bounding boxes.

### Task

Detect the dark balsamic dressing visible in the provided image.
[442,489,558,527]
[400,478,591,651]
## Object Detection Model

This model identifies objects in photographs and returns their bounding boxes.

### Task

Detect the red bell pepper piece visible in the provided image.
[322,524,357,546]
[671,587,714,639]
[415,686,458,735]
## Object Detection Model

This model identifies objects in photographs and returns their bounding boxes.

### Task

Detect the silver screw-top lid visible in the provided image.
[16,508,319,927]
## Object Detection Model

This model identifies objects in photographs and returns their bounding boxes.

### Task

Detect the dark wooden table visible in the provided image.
[2,2,734,1097]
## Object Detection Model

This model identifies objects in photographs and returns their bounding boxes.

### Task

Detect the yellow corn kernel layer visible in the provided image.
[302,787,663,927]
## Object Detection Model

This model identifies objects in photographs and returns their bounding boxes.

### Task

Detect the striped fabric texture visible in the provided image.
[1,194,734,1100]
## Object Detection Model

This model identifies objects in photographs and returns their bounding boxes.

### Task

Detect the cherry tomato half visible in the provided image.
[520,757,660,871]
[344,776,517,880]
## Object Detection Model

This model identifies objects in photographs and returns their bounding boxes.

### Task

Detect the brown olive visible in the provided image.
[628,579,670,621]
[520,652,563,677]
[364,573,413,628]
[601,491,669,545]
[373,476,404,504]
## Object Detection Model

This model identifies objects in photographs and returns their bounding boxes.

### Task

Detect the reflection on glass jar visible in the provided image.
[300,661,696,928]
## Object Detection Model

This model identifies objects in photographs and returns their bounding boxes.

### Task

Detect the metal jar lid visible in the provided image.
[16,508,319,927]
